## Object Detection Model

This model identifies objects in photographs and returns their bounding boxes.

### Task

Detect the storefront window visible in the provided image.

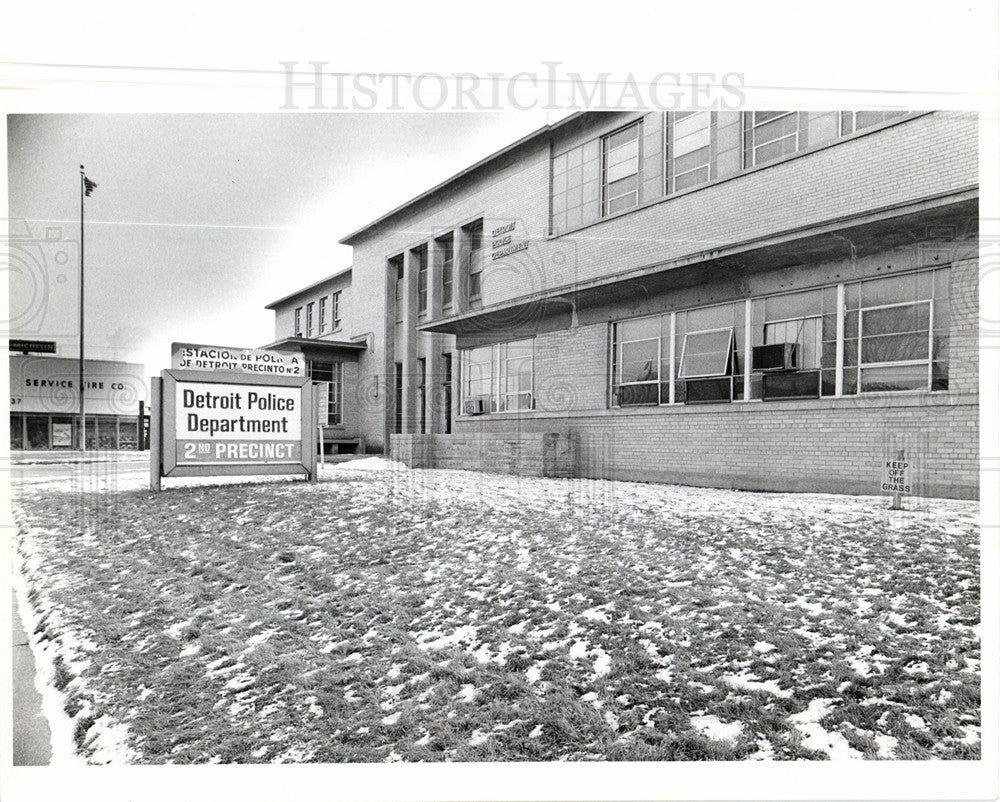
[51,418,74,448]
[119,420,139,450]
[26,416,48,449]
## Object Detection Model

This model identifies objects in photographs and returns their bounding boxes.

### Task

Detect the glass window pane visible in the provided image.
[607,173,638,197]
[674,167,710,191]
[860,272,923,306]
[754,111,788,125]
[606,124,639,150]
[674,112,710,149]
[616,383,658,406]
[674,146,711,175]
[843,337,858,367]
[862,303,930,336]
[619,316,660,341]
[685,303,734,332]
[680,329,733,377]
[606,158,637,184]
[860,364,928,392]
[765,289,822,322]
[621,340,659,383]
[932,361,949,391]
[861,333,930,363]
[607,138,639,167]
[608,193,638,214]
[755,112,797,138]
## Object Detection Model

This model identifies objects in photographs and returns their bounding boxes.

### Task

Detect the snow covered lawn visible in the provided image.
[11,459,980,762]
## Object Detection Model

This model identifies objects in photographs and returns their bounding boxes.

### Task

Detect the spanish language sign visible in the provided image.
[174,381,302,465]
[171,342,304,376]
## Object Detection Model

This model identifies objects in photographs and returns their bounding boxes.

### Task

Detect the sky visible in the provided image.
[6,112,559,374]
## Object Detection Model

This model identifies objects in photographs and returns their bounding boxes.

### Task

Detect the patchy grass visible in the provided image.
[12,460,980,763]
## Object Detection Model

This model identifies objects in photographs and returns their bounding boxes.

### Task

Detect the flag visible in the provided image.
[84,176,97,196]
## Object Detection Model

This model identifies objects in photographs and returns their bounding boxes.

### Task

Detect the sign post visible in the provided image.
[150,377,162,492]
[150,344,316,490]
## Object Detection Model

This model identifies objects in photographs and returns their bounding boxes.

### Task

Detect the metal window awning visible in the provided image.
[418,191,977,342]
[262,337,367,361]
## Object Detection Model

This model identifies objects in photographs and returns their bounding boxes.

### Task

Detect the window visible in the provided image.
[744,111,800,167]
[611,316,663,406]
[294,306,303,337]
[751,287,833,400]
[462,344,493,412]
[306,302,315,337]
[466,221,484,301]
[607,267,950,409]
[602,121,641,215]
[415,246,428,315]
[308,361,343,425]
[841,110,908,135]
[331,291,342,330]
[460,338,534,414]
[668,111,711,192]
[551,139,601,235]
[439,234,454,309]
[844,269,949,393]
[676,303,744,403]
[500,340,534,411]
[318,296,327,334]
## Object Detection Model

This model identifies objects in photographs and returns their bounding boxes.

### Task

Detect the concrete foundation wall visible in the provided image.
[392,431,578,478]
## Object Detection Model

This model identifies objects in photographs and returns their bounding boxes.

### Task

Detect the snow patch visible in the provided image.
[722,670,792,698]
[456,684,478,703]
[689,714,743,742]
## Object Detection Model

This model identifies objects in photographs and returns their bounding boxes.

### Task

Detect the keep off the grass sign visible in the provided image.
[882,458,911,495]
[150,344,317,489]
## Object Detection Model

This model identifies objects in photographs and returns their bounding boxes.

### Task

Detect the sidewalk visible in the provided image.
[11,590,52,765]
[7,450,149,465]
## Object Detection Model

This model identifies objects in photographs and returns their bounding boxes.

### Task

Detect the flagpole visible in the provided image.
[79,165,86,451]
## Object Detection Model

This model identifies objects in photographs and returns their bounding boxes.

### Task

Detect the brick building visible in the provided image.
[267,111,979,498]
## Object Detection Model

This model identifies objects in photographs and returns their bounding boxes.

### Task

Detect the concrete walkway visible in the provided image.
[11,591,52,765]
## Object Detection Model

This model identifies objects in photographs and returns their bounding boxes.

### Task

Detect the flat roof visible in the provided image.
[339,112,585,245]
[264,266,352,309]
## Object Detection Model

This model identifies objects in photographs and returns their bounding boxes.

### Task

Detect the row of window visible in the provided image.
[393,220,485,320]
[551,110,911,235]
[295,291,342,338]
[457,267,951,414]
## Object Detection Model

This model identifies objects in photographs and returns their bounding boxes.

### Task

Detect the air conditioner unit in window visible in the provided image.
[753,342,798,372]
[463,398,487,416]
